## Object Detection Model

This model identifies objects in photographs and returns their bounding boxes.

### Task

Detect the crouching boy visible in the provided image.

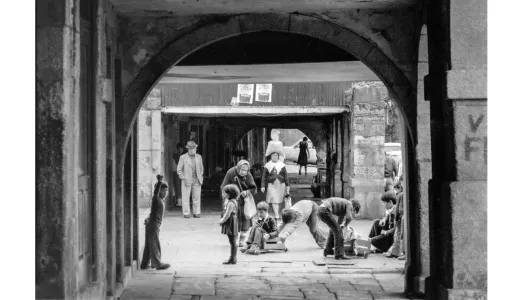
[242,201,279,255]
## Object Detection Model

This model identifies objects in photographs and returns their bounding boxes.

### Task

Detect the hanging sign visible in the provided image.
[255,84,273,102]
[237,84,254,104]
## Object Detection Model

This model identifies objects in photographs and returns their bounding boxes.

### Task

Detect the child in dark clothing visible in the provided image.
[219,184,241,264]
[242,201,279,255]
[141,175,171,270]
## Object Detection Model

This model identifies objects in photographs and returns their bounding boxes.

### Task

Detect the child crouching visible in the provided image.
[219,184,241,264]
[242,201,279,255]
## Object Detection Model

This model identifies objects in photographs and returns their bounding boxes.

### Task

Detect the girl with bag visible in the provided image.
[218,184,241,264]
[220,160,258,247]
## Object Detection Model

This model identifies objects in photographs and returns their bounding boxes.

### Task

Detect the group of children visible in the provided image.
[218,182,363,264]
[367,178,405,260]
[141,175,404,269]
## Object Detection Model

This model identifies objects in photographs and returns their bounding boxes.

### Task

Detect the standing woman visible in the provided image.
[261,152,290,221]
[297,137,310,175]
[220,160,257,247]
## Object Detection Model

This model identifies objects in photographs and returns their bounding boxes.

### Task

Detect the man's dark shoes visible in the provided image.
[184,215,190,218]
[193,214,201,218]
[140,264,151,270]
[223,258,237,264]
[323,249,334,257]
[157,263,171,270]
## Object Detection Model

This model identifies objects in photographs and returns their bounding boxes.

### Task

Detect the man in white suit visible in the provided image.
[177,141,204,218]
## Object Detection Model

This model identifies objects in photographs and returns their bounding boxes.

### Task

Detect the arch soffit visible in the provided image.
[118,13,416,161]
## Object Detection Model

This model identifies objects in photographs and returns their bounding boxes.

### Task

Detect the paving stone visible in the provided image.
[300,284,330,293]
[262,297,305,300]
[302,273,333,280]
[303,293,337,300]
[174,278,216,284]
[370,292,409,300]
[120,286,172,300]
[169,296,193,300]
[175,272,220,278]
[267,289,305,298]
[262,277,311,285]
[216,284,270,291]
[324,282,355,293]
[336,294,372,300]
[200,296,258,300]
[369,291,408,299]
[352,284,384,291]
[215,291,262,297]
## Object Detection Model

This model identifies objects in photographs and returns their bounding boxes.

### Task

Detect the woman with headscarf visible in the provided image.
[220,160,258,247]
[261,151,290,221]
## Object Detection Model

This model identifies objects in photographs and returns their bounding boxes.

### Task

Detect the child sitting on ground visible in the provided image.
[241,201,279,255]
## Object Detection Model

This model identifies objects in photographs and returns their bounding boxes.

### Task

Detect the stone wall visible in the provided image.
[350,82,389,219]
[137,89,163,208]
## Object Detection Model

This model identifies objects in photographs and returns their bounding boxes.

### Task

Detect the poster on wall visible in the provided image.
[255,84,273,102]
[237,84,254,104]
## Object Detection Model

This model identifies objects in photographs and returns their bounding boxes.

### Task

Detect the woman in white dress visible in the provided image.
[261,152,290,221]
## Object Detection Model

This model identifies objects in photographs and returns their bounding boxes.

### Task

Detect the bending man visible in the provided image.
[278,200,327,248]
[317,197,361,259]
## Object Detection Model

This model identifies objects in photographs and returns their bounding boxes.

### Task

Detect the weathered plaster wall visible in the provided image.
[36,0,80,297]
[350,81,389,219]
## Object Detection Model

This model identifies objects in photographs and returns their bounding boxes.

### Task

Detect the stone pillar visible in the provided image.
[132,125,140,266]
[351,82,386,219]
[124,134,134,268]
[342,112,352,199]
[137,89,163,208]
[409,24,432,296]
[334,117,343,197]
[426,1,487,299]
[36,0,80,298]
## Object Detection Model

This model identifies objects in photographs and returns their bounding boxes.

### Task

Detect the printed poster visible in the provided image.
[237,84,254,104]
[255,84,272,102]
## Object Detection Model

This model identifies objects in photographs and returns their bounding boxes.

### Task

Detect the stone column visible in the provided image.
[350,82,386,220]
[36,0,80,298]
[426,1,487,299]
[409,24,432,296]
[137,89,163,208]
[132,124,140,267]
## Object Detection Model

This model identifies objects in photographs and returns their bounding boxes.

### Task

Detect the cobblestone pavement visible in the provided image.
[120,189,407,300]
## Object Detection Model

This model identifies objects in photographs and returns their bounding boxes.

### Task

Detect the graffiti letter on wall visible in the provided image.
[464,137,482,162]
[468,114,485,133]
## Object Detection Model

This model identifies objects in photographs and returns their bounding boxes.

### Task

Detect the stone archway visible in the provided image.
[117,12,420,294]
[118,13,416,154]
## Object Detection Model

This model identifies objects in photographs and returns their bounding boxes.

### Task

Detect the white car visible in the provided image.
[283,140,318,165]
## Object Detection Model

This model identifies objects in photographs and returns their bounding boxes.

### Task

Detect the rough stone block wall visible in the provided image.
[351,81,388,219]
[138,90,164,208]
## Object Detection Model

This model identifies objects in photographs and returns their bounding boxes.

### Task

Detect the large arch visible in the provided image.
[116,12,420,294]
[117,13,416,155]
